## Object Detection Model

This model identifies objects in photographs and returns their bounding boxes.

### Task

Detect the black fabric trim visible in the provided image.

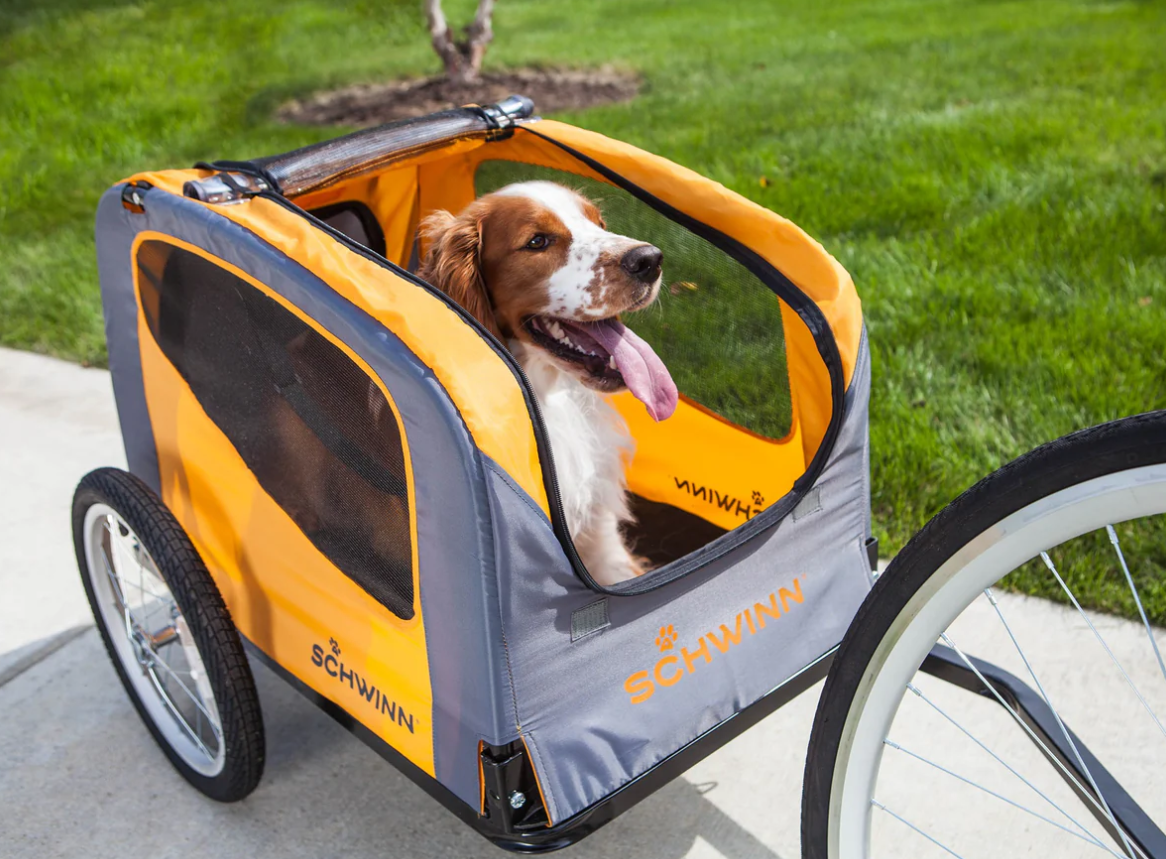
[246,127,851,595]
[515,127,849,594]
[252,190,598,591]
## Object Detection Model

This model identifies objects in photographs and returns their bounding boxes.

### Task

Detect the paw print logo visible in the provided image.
[752,490,765,507]
[655,625,678,652]
[329,637,341,656]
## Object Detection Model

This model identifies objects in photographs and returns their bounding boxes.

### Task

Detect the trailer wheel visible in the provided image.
[73,467,265,802]
[803,412,1166,858]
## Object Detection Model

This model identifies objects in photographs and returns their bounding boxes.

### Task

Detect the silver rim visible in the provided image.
[830,464,1166,858]
[83,502,225,777]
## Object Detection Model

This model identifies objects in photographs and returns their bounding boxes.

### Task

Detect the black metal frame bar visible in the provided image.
[922,644,1165,858]
[254,95,535,197]
[243,635,833,853]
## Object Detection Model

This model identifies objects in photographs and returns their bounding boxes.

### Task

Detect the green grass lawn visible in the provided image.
[4,0,1166,617]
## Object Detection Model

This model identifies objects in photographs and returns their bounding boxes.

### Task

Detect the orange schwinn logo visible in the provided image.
[623,576,806,705]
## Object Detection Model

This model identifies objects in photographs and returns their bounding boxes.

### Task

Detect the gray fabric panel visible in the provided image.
[124,189,509,811]
[94,186,161,493]
[857,329,875,555]
[488,336,873,823]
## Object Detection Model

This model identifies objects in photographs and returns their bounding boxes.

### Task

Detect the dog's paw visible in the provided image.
[329,637,341,656]
[752,490,765,507]
[655,625,678,652]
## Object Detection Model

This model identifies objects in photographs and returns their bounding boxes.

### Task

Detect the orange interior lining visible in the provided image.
[130,122,860,530]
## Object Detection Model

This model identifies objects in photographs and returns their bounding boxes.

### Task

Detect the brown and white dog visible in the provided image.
[419,181,678,585]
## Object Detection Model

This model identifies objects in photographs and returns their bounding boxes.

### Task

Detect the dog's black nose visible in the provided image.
[621,244,663,284]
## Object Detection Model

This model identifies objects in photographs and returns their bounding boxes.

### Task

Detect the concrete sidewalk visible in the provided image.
[1,346,1162,859]
[0,347,814,858]
[0,348,124,683]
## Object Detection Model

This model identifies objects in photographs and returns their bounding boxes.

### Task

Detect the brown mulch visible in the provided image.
[277,67,641,127]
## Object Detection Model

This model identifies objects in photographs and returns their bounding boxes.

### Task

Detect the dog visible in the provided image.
[418,181,678,586]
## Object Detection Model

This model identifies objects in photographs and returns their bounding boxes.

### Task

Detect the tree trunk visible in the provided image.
[424,0,495,85]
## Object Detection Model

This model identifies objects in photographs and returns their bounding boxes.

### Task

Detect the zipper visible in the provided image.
[252,190,601,591]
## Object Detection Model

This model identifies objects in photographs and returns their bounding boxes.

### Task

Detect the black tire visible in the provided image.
[73,467,265,802]
[802,410,1166,858]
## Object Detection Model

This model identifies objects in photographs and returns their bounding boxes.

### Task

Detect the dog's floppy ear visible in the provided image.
[418,209,502,340]
[580,197,607,230]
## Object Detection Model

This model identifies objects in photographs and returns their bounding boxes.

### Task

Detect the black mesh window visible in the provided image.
[136,240,414,619]
[475,161,793,440]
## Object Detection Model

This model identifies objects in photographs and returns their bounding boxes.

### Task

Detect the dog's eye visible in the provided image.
[525,234,550,250]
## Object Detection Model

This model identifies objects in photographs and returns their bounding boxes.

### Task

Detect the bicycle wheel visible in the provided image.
[803,411,1166,858]
[73,467,265,802]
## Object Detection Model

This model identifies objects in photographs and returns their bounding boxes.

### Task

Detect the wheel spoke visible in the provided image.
[98,547,138,646]
[83,493,230,780]
[905,680,1119,853]
[884,739,1122,855]
[148,653,222,740]
[1032,557,1166,741]
[935,633,1139,848]
[104,514,222,744]
[949,597,1139,859]
[98,547,129,616]
[1107,525,1166,688]
[871,800,968,858]
[809,428,1166,859]
[105,521,169,604]
[144,665,217,763]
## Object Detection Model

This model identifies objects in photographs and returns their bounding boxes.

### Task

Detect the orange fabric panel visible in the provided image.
[132,234,435,774]
[130,169,550,518]
[294,165,421,267]
[132,113,861,529]
[430,122,861,466]
[519,735,554,827]
[416,133,607,233]
[612,393,804,531]
[509,121,860,385]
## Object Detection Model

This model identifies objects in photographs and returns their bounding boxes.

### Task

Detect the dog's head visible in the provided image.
[418,181,678,421]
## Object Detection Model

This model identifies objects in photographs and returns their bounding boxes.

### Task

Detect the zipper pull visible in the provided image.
[183,171,272,205]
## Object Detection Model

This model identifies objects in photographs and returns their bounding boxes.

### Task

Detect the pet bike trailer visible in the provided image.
[78,96,873,849]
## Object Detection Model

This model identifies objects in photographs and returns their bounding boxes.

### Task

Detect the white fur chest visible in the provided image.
[513,345,633,539]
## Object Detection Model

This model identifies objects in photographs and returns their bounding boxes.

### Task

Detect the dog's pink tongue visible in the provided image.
[582,319,678,421]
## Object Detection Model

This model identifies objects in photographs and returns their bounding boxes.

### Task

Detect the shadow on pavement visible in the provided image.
[0,629,785,859]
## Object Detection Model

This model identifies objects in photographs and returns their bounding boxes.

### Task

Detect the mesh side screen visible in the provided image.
[475,162,793,440]
[136,240,415,619]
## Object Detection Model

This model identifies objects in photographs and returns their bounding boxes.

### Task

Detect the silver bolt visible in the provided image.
[508,790,526,810]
